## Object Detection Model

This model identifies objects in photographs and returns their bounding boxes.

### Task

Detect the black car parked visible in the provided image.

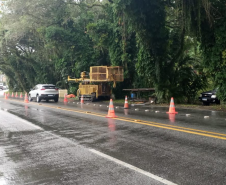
[199,89,220,105]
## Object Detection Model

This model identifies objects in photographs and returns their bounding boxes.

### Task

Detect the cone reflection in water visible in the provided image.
[106,99,117,118]
[166,97,178,114]
[108,118,116,132]
[124,109,129,115]
[108,118,116,146]
[24,105,28,117]
[168,114,176,123]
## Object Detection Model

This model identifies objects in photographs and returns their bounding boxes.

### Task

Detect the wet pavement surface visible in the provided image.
[1,90,226,185]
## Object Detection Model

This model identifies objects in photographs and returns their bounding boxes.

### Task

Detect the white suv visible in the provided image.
[29,84,59,102]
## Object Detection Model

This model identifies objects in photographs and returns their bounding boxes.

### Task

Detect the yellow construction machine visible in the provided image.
[68,66,124,101]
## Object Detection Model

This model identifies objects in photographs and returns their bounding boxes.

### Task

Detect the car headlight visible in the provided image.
[211,95,216,98]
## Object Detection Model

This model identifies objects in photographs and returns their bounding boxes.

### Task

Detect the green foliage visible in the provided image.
[68,85,78,95]
[112,0,208,101]
[0,0,225,102]
[197,0,226,100]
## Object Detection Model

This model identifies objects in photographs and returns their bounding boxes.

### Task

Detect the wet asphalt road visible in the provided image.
[1,91,226,185]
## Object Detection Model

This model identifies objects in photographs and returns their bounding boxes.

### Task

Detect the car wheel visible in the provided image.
[203,102,209,106]
[36,95,41,103]
[54,98,58,102]
[216,100,220,105]
[29,95,33,102]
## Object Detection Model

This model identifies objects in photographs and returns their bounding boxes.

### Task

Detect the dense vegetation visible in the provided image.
[0,0,225,102]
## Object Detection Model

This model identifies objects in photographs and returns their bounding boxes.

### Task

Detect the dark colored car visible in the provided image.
[199,89,220,105]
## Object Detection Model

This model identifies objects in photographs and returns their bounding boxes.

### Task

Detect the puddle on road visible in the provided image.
[0,175,7,185]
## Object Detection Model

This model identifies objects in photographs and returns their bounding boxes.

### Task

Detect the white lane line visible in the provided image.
[89,149,177,185]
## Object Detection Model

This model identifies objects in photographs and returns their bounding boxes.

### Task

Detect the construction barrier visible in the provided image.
[124,96,129,109]
[59,89,68,98]
[63,94,68,103]
[20,93,23,99]
[24,93,29,103]
[106,99,117,118]
[81,95,84,104]
[166,97,178,114]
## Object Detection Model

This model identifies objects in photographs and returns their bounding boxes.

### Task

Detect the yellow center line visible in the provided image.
[6,98,226,140]
[38,102,226,140]
[115,117,226,140]
[116,117,226,137]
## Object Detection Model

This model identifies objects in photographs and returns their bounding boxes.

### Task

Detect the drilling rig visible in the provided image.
[68,66,124,101]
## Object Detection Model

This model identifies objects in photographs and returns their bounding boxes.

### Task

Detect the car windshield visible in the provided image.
[42,86,55,89]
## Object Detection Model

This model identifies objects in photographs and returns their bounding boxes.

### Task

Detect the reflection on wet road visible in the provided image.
[0,109,164,185]
[1,92,226,184]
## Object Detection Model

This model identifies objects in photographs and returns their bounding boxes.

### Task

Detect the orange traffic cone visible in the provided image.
[4,93,8,100]
[124,96,129,109]
[20,92,23,99]
[11,92,14,97]
[81,95,84,104]
[24,93,29,103]
[7,93,9,97]
[106,99,117,118]
[15,92,18,98]
[64,94,68,103]
[166,97,178,114]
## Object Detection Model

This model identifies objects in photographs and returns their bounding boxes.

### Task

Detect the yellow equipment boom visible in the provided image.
[68,66,123,101]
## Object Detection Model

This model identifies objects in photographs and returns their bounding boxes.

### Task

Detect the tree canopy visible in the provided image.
[0,0,225,102]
